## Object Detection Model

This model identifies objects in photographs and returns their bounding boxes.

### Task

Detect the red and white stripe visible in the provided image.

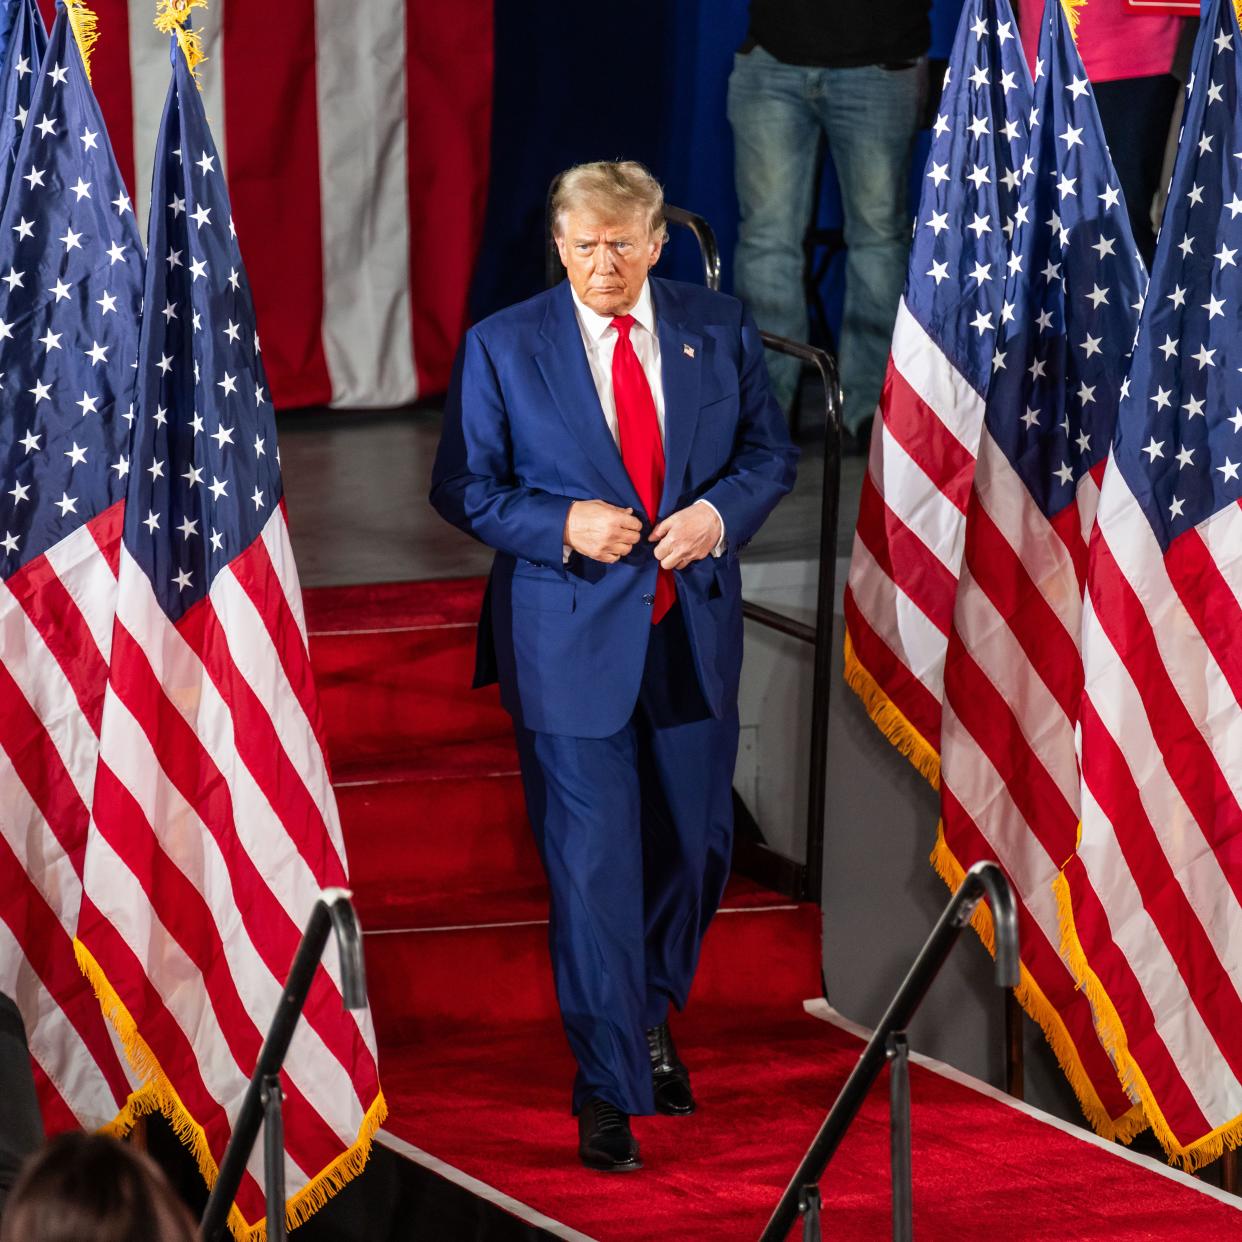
[938,433,1136,1129]
[79,506,382,1228]
[1064,466,1242,1161]
[844,297,988,763]
[79,0,493,408]
[0,505,136,1132]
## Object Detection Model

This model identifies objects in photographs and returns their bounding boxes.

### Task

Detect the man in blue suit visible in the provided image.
[431,160,797,1172]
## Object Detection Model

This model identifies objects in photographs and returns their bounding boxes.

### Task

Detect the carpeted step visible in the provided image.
[336,766,537,932]
[364,901,818,1044]
[332,736,520,788]
[334,739,795,935]
[335,744,794,934]
[306,577,507,770]
[332,728,536,936]
[311,630,511,769]
[305,578,488,634]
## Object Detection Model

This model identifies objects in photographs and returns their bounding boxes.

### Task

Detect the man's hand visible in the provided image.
[564,500,643,563]
[650,504,722,571]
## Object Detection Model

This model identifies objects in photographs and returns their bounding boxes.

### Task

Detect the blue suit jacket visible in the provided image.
[430,276,798,738]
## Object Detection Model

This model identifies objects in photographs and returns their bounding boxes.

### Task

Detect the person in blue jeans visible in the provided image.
[729,1,929,448]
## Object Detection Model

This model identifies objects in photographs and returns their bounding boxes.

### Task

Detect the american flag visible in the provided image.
[843,0,1031,783]
[0,0,46,199]
[1059,0,1242,1168]
[937,0,1145,1138]
[0,5,139,1135]
[83,0,491,409]
[74,35,384,1233]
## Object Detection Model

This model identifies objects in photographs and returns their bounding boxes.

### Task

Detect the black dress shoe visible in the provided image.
[646,1021,696,1115]
[577,1098,642,1172]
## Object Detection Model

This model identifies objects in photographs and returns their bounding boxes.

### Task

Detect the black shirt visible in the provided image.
[748,0,932,69]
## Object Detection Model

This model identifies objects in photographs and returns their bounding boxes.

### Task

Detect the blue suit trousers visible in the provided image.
[513,605,738,1116]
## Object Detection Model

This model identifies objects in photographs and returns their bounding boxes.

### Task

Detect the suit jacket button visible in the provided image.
[642,592,655,605]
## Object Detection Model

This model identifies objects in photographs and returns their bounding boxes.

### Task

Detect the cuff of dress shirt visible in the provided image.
[694,498,727,557]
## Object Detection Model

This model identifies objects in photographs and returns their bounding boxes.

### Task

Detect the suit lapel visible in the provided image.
[653,280,702,517]
[534,282,642,510]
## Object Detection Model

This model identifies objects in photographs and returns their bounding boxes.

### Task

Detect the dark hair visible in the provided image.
[0,1133,198,1242]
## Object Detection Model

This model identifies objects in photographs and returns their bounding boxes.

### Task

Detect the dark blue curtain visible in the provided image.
[470,0,964,327]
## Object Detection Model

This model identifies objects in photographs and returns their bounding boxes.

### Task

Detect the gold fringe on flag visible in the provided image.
[842,628,941,787]
[1053,872,1242,1171]
[929,824,1147,1145]
[75,937,388,1241]
[155,0,209,82]
[63,0,99,83]
[1059,0,1087,38]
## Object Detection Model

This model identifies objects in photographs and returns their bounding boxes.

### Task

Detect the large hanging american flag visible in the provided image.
[74,22,383,1235]
[64,0,491,408]
[935,0,1144,1138]
[843,0,1031,783]
[0,2,140,1135]
[1058,0,1242,1168]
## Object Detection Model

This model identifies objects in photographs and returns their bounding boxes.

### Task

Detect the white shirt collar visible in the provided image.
[570,279,656,343]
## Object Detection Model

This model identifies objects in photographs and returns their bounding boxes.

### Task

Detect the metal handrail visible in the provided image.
[748,330,841,905]
[664,204,721,290]
[758,861,1020,1241]
[200,890,368,1242]
[660,205,842,906]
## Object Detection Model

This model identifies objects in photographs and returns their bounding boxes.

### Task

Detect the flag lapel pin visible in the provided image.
[683,343,695,358]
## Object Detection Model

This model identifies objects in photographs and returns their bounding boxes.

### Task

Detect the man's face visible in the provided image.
[555,208,663,317]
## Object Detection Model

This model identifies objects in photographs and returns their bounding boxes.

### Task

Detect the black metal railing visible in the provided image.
[665,204,722,290]
[648,206,842,906]
[758,861,1020,1241]
[744,333,839,906]
[200,891,368,1242]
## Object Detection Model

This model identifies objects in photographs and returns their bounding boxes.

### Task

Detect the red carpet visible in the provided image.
[307,578,1242,1240]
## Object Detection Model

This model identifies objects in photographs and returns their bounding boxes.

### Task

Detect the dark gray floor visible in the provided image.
[276,393,864,588]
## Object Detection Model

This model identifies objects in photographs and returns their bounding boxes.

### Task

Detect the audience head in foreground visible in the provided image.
[0,1132,198,1242]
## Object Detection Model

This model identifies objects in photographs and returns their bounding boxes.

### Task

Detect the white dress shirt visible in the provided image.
[568,280,725,555]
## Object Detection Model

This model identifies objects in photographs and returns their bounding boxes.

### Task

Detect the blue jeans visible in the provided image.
[728,47,924,431]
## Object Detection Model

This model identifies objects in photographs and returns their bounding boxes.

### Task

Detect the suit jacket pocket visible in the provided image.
[696,392,739,460]
[512,575,576,613]
[699,391,737,415]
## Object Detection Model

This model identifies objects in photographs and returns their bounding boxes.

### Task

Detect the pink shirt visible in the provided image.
[1018,0,1184,84]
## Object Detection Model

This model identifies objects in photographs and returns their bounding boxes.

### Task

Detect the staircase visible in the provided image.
[302,578,1242,1241]
[303,577,825,1237]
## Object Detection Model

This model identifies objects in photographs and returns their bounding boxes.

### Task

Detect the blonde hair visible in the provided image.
[551,160,668,243]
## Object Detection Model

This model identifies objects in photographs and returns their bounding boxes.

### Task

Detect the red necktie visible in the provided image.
[611,315,675,624]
